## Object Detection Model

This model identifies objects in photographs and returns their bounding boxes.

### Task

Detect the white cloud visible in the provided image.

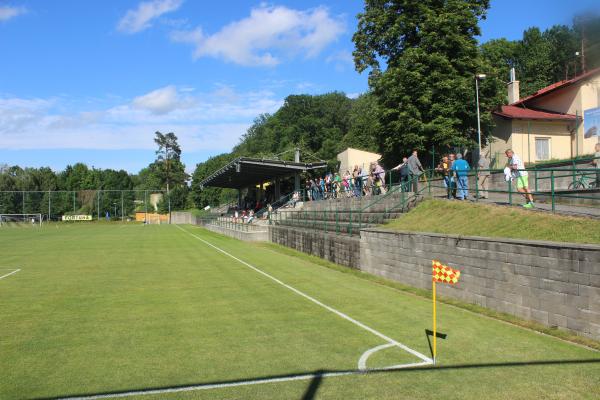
[0,5,27,22]
[171,5,345,66]
[0,86,282,152]
[117,0,183,34]
[132,85,193,114]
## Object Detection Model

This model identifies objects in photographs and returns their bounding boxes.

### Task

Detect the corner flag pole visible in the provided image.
[432,280,437,365]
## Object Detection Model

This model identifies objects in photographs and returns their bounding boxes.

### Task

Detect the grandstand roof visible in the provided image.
[199,157,327,189]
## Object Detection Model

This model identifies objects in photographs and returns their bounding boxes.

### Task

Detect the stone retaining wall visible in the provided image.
[360,229,600,340]
[270,225,360,269]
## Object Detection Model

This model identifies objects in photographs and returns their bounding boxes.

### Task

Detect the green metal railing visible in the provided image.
[427,166,599,213]
[274,173,431,236]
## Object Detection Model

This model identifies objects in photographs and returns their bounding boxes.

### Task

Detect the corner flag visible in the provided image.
[431,260,461,365]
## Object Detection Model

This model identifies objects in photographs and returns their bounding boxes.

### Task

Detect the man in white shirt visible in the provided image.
[505,149,534,208]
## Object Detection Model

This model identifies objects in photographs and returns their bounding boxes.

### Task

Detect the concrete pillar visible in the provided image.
[294,147,301,191]
[275,178,281,199]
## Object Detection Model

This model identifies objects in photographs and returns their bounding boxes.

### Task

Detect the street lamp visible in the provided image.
[475,74,486,159]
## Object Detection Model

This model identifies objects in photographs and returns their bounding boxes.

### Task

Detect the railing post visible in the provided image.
[475,168,479,201]
[534,169,538,192]
[551,170,555,212]
[349,208,353,235]
[508,178,512,206]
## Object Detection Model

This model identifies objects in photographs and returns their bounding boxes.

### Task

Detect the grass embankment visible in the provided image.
[384,199,600,244]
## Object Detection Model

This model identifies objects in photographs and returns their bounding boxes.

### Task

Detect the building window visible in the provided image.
[535,137,550,161]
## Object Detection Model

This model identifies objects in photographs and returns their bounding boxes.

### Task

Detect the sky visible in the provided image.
[1,0,599,173]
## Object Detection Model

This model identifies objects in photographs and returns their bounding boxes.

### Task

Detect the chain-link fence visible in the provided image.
[0,190,167,221]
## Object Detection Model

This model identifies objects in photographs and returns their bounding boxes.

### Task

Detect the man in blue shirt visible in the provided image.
[451,153,470,200]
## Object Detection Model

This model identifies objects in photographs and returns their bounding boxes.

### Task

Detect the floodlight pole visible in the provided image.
[475,74,486,159]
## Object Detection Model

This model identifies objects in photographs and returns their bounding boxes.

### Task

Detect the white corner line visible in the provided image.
[0,269,20,280]
[175,225,433,364]
[358,343,396,370]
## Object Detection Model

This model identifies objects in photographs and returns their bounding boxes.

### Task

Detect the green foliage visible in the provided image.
[190,153,237,208]
[352,0,503,166]
[190,92,381,207]
[481,13,600,98]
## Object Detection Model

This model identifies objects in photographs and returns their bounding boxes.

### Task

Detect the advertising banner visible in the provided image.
[62,215,92,221]
[584,107,600,138]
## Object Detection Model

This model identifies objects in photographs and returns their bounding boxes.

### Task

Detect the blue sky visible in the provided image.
[1,0,598,173]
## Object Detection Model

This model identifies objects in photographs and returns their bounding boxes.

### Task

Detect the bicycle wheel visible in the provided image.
[568,181,582,190]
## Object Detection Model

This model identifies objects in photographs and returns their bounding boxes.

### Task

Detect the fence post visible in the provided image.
[551,170,555,212]
[508,178,512,206]
[48,190,51,221]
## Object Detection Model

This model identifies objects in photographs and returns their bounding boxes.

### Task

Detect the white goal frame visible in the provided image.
[0,213,43,227]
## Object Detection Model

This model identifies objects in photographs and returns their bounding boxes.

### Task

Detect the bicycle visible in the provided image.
[568,174,598,190]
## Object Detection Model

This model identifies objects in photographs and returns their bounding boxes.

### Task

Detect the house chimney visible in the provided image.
[507,67,520,104]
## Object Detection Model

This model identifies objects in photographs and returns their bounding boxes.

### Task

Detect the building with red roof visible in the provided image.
[488,68,600,164]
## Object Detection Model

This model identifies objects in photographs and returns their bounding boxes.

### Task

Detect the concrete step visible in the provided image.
[275,219,374,236]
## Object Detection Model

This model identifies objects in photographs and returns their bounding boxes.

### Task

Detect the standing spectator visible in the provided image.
[373,162,387,194]
[311,179,319,201]
[448,153,456,198]
[407,150,424,192]
[477,154,491,199]
[451,153,470,200]
[435,156,451,199]
[305,179,312,201]
[365,173,374,196]
[506,149,534,208]
[593,143,600,187]
[352,166,362,197]
[392,157,411,192]
[319,177,325,199]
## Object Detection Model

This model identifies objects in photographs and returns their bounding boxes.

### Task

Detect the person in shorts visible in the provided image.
[505,149,534,208]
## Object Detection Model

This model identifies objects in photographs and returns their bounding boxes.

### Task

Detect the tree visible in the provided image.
[154,131,183,193]
[190,153,236,208]
[353,0,499,166]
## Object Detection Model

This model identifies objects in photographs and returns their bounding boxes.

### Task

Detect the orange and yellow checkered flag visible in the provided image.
[432,260,461,284]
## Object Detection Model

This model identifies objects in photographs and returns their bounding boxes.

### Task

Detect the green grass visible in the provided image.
[1,224,599,400]
[384,199,600,244]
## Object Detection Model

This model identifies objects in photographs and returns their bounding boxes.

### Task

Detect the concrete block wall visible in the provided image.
[270,225,360,269]
[360,229,600,340]
[203,223,269,242]
[170,211,201,225]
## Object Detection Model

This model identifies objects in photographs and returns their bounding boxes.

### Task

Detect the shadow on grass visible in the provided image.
[37,358,600,400]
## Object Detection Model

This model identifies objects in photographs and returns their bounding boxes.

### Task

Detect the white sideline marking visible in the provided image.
[0,269,20,280]
[56,370,356,400]
[175,225,432,364]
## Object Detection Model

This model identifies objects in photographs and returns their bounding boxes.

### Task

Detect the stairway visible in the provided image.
[273,190,424,236]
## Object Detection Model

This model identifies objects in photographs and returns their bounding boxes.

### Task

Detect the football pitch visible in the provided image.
[1,224,599,400]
